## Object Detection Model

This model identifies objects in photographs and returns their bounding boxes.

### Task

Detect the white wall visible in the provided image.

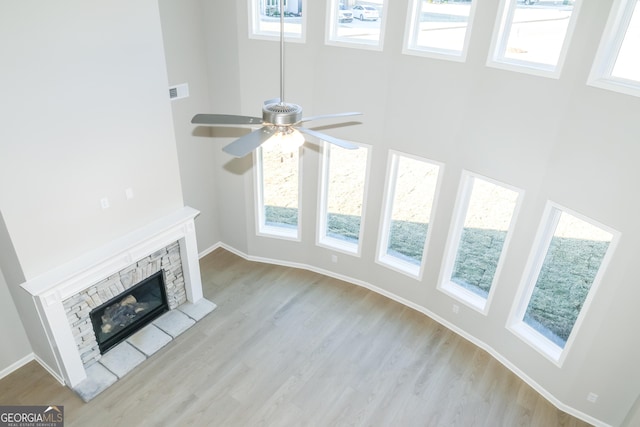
[0,0,184,280]
[0,1,184,379]
[185,0,640,425]
[158,0,221,253]
[0,265,31,377]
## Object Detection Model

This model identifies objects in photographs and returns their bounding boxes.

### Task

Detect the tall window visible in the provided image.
[589,0,640,97]
[404,0,478,61]
[439,173,521,312]
[255,140,301,240]
[377,152,442,279]
[317,142,370,255]
[250,0,305,40]
[510,203,618,364]
[326,0,387,50]
[488,0,582,76]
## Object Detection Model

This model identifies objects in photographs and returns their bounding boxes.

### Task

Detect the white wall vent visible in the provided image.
[169,83,189,100]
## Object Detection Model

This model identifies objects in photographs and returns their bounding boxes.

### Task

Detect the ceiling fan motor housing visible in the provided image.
[263,102,303,126]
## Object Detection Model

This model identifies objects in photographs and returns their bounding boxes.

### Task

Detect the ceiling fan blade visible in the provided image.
[222,126,277,157]
[296,127,358,150]
[299,112,363,124]
[191,114,263,126]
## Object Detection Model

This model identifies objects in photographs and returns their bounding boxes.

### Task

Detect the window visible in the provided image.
[255,139,301,240]
[318,141,370,255]
[326,0,387,50]
[488,0,582,76]
[377,152,442,279]
[250,0,305,40]
[404,0,478,61]
[439,173,522,312]
[589,0,640,97]
[510,203,618,364]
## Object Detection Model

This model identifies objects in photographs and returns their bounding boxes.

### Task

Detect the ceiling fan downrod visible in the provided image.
[279,0,285,106]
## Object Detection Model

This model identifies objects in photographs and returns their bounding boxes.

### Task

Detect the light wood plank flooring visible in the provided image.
[0,248,591,426]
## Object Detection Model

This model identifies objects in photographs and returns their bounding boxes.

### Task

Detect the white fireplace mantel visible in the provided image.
[21,206,203,387]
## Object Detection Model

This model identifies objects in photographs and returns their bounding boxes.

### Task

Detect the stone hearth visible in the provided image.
[73,298,216,402]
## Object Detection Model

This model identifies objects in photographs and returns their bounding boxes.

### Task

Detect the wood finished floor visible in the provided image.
[0,248,591,426]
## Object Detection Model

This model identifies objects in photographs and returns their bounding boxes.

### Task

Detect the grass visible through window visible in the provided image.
[264,155,612,347]
[524,235,609,347]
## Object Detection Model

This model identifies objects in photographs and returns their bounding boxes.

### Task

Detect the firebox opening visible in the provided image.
[90,270,169,355]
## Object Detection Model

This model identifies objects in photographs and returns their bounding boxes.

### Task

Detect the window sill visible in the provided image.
[587,76,640,98]
[376,254,422,280]
[509,321,564,367]
[258,225,300,242]
[317,236,360,257]
[439,281,488,314]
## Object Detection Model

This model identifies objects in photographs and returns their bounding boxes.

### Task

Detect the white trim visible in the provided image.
[438,171,524,315]
[0,353,66,385]
[507,201,620,367]
[324,0,387,51]
[33,353,65,385]
[402,0,478,62]
[487,0,583,79]
[316,141,371,257]
[210,242,612,427]
[588,0,640,97]
[198,242,222,259]
[0,353,35,381]
[375,150,444,281]
[248,0,306,42]
[254,145,302,242]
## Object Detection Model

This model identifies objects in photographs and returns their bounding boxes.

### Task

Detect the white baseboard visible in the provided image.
[32,354,65,385]
[0,353,35,381]
[210,243,611,427]
[198,242,223,259]
[0,354,64,386]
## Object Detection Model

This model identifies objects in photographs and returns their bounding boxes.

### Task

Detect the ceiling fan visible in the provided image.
[191,0,362,158]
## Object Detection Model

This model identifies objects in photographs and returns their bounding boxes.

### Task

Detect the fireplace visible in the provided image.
[90,271,169,354]
[21,206,205,388]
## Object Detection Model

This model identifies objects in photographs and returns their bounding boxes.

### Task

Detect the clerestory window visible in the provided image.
[589,0,640,97]
[403,0,479,61]
[488,0,583,77]
[250,0,305,41]
[326,0,387,50]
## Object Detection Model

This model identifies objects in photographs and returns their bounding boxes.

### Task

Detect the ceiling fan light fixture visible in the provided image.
[269,127,305,153]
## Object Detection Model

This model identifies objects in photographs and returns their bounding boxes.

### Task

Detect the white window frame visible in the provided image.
[487,0,583,78]
[507,202,620,366]
[438,172,523,314]
[376,151,443,280]
[325,0,387,51]
[588,0,640,97]
[254,145,302,241]
[403,0,479,62]
[316,141,372,256]
[249,0,306,42]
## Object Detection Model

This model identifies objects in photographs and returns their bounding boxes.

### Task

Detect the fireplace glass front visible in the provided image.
[90,270,169,354]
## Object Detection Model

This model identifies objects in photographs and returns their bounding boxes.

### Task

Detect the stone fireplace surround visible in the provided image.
[21,207,207,390]
[64,240,186,368]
